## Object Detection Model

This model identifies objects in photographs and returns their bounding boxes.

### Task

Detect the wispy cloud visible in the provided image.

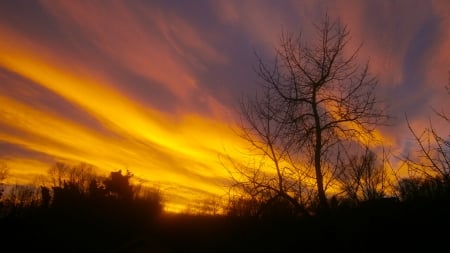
[0,18,250,210]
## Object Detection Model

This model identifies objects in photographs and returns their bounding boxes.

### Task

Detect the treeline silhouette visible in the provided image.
[0,162,162,252]
[0,161,450,252]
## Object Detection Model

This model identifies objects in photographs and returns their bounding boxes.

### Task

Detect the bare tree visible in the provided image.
[336,146,391,205]
[404,116,450,180]
[404,71,450,178]
[0,161,7,182]
[396,73,450,204]
[3,184,40,208]
[48,162,70,188]
[48,162,98,193]
[236,14,388,212]
[0,161,8,201]
[226,82,313,216]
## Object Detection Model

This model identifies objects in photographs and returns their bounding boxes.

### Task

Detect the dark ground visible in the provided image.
[1,200,449,253]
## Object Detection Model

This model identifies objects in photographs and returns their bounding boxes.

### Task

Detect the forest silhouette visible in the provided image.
[1,14,450,253]
[0,161,450,252]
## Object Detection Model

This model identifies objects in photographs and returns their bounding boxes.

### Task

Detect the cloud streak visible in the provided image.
[0,18,249,211]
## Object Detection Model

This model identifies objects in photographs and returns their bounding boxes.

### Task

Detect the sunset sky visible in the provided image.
[1,0,449,212]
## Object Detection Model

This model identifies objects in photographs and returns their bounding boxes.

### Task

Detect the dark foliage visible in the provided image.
[0,168,162,252]
[1,172,450,252]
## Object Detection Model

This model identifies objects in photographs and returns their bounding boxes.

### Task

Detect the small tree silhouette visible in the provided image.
[397,176,450,202]
[336,147,390,206]
[400,82,450,207]
[103,170,134,200]
[0,161,8,201]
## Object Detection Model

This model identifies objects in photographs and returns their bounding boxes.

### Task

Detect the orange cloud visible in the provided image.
[0,20,259,211]
[40,0,228,117]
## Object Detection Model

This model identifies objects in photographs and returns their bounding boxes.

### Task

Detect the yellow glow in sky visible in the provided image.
[0,26,255,212]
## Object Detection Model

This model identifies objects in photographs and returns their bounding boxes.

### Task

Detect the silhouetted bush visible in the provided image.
[397,176,450,202]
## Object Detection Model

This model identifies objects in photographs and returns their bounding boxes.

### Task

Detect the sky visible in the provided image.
[0,0,449,212]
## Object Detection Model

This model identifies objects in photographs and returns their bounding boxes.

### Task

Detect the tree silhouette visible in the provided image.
[336,146,390,205]
[404,116,450,180]
[228,81,313,217]
[48,162,101,208]
[234,13,388,212]
[401,81,450,202]
[0,161,7,201]
[40,186,51,208]
[104,170,134,200]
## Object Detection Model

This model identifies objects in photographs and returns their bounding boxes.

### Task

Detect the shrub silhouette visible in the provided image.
[398,176,450,204]
[103,169,134,200]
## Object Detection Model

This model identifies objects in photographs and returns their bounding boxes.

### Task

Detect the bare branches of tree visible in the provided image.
[0,161,8,200]
[404,115,450,180]
[0,161,8,183]
[398,75,450,203]
[336,146,391,205]
[231,14,388,213]
[48,162,98,193]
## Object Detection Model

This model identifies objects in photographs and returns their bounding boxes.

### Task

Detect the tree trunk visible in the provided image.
[312,88,329,212]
